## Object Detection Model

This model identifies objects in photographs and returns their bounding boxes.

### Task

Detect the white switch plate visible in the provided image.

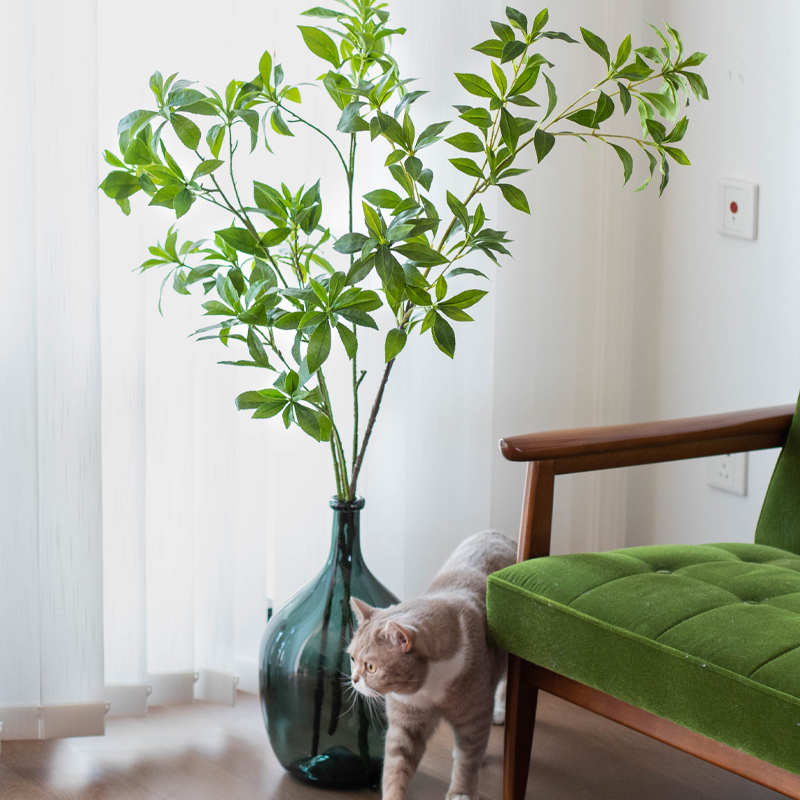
[717,179,758,240]
[707,452,748,496]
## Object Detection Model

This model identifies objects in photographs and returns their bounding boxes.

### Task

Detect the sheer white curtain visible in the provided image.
[0,0,106,740]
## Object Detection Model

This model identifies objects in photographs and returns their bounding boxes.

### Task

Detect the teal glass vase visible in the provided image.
[259,497,399,788]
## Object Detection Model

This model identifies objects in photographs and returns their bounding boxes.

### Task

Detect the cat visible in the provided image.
[348,529,516,800]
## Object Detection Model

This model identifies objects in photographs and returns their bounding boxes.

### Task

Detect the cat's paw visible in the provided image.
[448,794,476,800]
[492,705,505,725]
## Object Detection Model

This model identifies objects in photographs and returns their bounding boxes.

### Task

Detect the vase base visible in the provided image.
[288,746,383,788]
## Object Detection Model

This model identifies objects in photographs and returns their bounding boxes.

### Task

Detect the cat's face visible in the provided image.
[348,598,428,698]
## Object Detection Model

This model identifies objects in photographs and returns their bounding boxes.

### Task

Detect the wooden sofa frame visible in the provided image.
[499,402,800,799]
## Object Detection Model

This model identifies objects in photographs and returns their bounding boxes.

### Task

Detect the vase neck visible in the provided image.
[328,498,364,562]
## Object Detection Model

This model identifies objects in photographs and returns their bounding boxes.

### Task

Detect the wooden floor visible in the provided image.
[0,691,784,799]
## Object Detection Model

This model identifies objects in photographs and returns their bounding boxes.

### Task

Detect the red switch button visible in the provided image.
[730,201,739,214]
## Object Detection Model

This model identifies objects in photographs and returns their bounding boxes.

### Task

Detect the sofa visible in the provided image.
[487,397,800,798]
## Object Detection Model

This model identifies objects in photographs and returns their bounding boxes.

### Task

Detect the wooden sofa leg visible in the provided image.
[503,655,538,800]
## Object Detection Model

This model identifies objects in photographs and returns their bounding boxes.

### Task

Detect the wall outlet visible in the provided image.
[707,452,748,496]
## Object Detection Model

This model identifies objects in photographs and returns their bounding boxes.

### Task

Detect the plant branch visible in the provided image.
[349,358,395,498]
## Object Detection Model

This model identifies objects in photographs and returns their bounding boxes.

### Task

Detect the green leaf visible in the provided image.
[472,39,505,59]
[543,73,557,120]
[491,61,508,96]
[148,184,181,208]
[300,6,342,18]
[683,72,709,101]
[634,149,658,193]
[259,50,273,89]
[446,191,470,230]
[580,27,611,67]
[615,34,632,68]
[500,108,519,151]
[641,91,677,120]
[393,242,449,265]
[509,63,540,95]
[337,101,369,133]
[505,7,528,33]
[416,121,450,150]
[593,92,615,126]
[306,322,332,373]
[499,183,530,214]
[618,82,632,114]
[501,40,526,64]
[171,114,201,150]
[385,328,407,362]
[202,300,236,316]
[173,188,194,218]
[215,226,260,255]
[663,146,690,166]
[253,393,289,419]
[364,189,402,209]
[679,52,707,69]
[455,72,497,99]
[491,21,515,42]
[432,314,456,358]
[298,25,340,67]
[566,109,598,128]
[445,132,484,153]
[362,201,384,238]
[443,289,488,309]
[118,109,157,138]
[100,170,141,200]
[191,159,224,181]
[609,143,633,185]
[532,8,549,33]
[337,323,358,359]
[294,405,331,442]
[459,108,493,129]
[123,139,153,166]
[533,128,555,162]
[247,328,272,368]
[334,232,369,254]
[271,108,294,137]
[449,157,484,178]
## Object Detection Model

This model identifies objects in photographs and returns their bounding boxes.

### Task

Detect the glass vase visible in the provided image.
[259,497,399,788]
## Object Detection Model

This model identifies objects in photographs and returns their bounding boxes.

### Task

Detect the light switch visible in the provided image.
[718,179,758,240]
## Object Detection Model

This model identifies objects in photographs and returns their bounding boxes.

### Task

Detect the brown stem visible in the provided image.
[349,359,395,497]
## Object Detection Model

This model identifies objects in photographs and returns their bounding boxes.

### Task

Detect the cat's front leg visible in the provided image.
[447,705,493,800]
[382,701,439,800]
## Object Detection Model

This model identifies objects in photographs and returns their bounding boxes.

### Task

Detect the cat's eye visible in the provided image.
[366,663,376,673]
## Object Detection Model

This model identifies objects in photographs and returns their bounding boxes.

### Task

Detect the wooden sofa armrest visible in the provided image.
[500,403,795,563]
[500,404,795,475]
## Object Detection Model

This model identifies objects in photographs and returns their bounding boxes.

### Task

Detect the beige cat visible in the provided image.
[348,530,516,800]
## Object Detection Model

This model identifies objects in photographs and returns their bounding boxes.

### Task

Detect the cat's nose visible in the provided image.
[352,674,359,683]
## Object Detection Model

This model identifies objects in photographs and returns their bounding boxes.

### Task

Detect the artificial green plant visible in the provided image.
[100,2,708,502]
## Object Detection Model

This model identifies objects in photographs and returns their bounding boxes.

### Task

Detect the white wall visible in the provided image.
[624,0,800,549]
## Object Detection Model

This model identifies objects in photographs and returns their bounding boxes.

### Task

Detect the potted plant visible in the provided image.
[100,0,708,788]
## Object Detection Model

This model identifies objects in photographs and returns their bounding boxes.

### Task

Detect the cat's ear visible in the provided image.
[351,597,375,626]
[384,621,415,653]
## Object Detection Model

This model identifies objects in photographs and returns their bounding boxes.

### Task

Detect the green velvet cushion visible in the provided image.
[487,543,800,775]
[756,392,800,555]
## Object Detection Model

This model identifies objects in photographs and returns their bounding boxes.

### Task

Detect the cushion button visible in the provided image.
[656,569,671,574]
[743,600,758,605]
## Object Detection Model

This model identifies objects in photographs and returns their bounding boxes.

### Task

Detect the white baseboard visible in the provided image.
[0,705,40,740]
[0,702,107,740]
[147,671,198,707]
[105,684,150,718]
[196,669,238,706]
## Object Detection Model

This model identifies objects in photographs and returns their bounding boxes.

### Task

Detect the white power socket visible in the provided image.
[706,452,748,496]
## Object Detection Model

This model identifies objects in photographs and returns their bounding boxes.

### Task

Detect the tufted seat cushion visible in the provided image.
[487,541,800,775]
